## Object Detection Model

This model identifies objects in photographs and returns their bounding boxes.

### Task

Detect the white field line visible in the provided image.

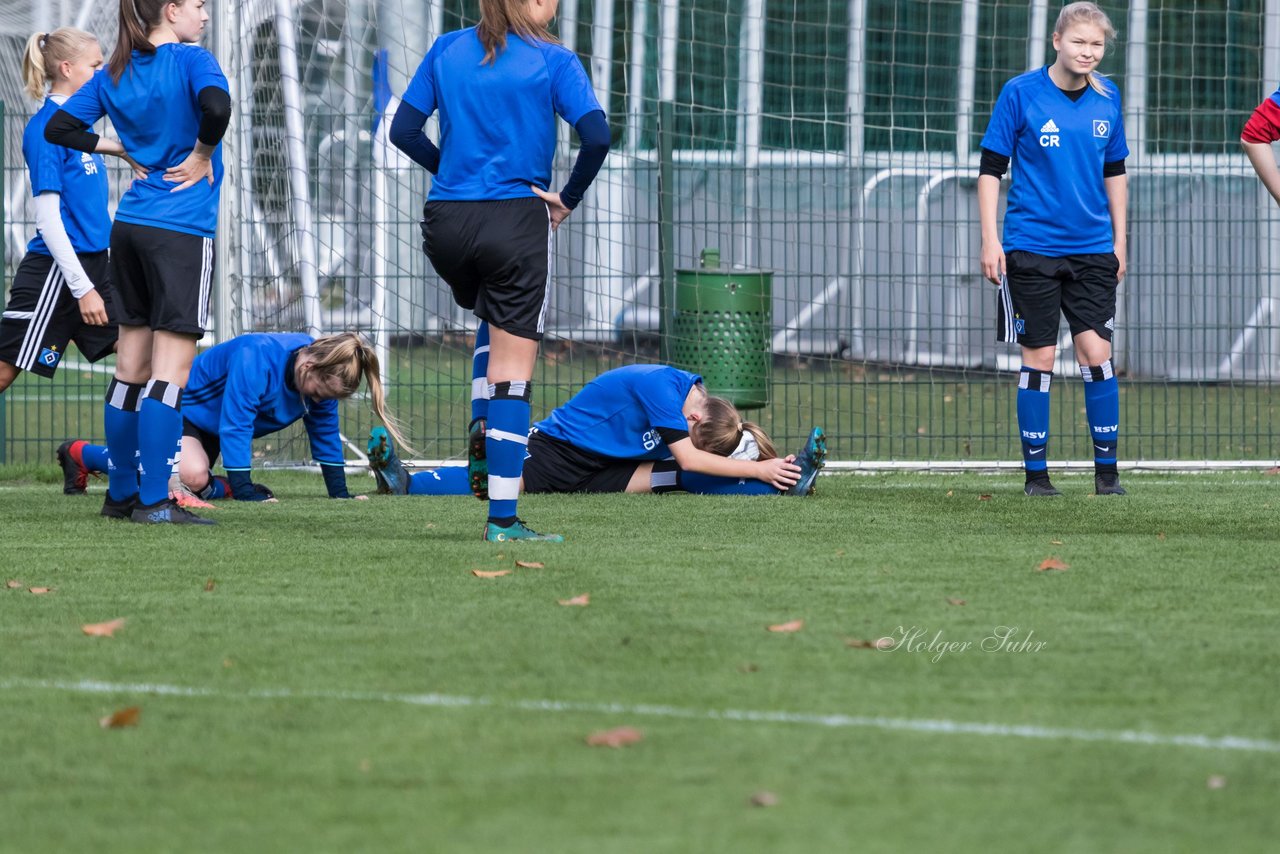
[4,677,1278,754]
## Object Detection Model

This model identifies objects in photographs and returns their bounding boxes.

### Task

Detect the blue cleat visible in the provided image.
[367,427,410,495]
[786,426,827,496]
[483,519,564,543]
[467,417,488,501]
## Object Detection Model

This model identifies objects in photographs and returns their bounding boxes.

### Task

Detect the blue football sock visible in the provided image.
[486,381,531,523]
[1017,368,1053,476]
[103,378,143,500]
[1081,360,1120,473]
[679,471,779,495]
[409,466,472,495]
[81,443,110,473]
[471,322,490,426]
[197,476,230,500]
[137,380,183,506]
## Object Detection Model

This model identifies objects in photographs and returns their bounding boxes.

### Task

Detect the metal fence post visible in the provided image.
[1,99,7,465]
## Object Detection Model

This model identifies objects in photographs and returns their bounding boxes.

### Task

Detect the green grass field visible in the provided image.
[2,469,1279,852]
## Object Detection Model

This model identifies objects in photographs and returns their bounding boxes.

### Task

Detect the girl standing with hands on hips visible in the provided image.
[46,0,231,525]
[0,28,137,395]
[978,2,1129,497]
[390,0,611,543]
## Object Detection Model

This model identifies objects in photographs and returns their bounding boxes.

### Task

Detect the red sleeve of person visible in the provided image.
[1241,96,1280,144]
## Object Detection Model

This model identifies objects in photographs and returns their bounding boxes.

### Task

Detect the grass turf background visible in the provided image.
[1,469,1278,852]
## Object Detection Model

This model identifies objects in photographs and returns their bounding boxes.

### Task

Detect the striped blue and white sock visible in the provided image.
[486,380,531,524]
[137,380,183,506]
[1017,367,1053,479]
[1081,359,1119,476]
[103,378,144,501]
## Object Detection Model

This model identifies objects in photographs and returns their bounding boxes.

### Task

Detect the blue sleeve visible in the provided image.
[218,351,271,471]
[980,83,1018,158]
[559,110,610,210]
[1104,91,1129,161]
[302,399,346,467]
[26,130,65,196]
[634,371,691,434]
[400,47,438,117]
[60,71,106,127]
[390,101,441,173]
[185,46,229,95]
[546,46,603,127]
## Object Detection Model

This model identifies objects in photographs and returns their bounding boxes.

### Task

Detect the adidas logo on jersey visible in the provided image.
[1038,118,1061,148]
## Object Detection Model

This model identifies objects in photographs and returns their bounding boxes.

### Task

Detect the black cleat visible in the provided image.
[57,440,90,495]
[1024,480,1062,497]
[1095,474,1127,496]
[101,493,137,519]
[130,498,216,525]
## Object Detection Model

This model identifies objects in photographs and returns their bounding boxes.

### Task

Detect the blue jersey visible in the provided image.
[980,67,1128,256]
[61,44,228,238]
[23,98,110,255]
[535,365,701,461]
[401,27,602,201]
[182,333,344,472]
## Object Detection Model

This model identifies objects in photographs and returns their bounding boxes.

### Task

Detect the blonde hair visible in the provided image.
[691,395,778,461]
[1054,2,1117,97]
[21,28,99,101]
[299,333,414,455]
[477,0,558,65]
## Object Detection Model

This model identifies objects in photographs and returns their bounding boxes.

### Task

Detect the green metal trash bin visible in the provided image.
[671,248,772,410]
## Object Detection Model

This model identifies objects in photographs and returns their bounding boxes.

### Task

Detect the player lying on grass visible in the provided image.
[365,364,826,532]
[58,332,408,510]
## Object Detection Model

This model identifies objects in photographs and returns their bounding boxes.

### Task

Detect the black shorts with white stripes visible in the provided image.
[421,197,551,341]
[110,221,214,337]
[0,249,116,377]
[1001,250,1120,348]
[521,430,642,494]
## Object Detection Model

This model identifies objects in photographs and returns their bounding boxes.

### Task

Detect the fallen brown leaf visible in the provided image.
[29,587,54,595]
[978,493,992,501]
[99,706,141,729]
[945,597,966,606]
[1037,557,1070,572]
[472,569,511,578]
[846,637,895,650]
[767,619,804,633]
[82,618,126,637]
[559,593,590,606]
[514,560,544,569]
[1157,532,1166,541]
[750,791,780,808]
[1207,774,1227,790]
[585,726,642,748]
[204,578,216,592]
[1264,467,1280,476]
[946,490,954,497]
[738,662,760,673]
[5,580,21,589]
[1050,539,1064,545]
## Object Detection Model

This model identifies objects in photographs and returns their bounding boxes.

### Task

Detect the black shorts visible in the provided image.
[0,250,116,377]
[183,419,220,465]
[521,430,642,494]
[111,220,214,337]
[421,197,551,341]
[1001,250,1119,347]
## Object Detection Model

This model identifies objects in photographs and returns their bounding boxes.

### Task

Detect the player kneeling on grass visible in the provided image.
[58,332,408,512]
[366,364,826,541]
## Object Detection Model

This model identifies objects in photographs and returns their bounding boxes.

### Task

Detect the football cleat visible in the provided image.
[130,498,216,525]
[1095,474,1127,496]
[1024,479,1062,497]
[101,492,137,520]
[468,417,488,500]
[57,439,90,495]
[483,519,564,543]
[170,480,215,509]
[785,426,827,496]
[367,426,410,495]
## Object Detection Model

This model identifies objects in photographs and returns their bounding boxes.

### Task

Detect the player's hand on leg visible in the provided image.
[758,456,802,491]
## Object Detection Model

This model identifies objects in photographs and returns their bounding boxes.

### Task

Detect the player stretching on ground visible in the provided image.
[1,29,135,397]
[978,1,1129,496]
[59,332,408,504]
[46,0,231,524]
[389,0,611,542]
[366,365,825,524]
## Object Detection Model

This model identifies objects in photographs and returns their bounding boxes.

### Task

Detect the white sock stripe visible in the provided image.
[107,380,131,410]
[487,475,521,500]
[16,264,63,370]
[487,428,529,446]
[1017,372,1052,393]
[471,377,490,401]
[143,379,182,409]
[473,344,490,356]
[650,470,679,488]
